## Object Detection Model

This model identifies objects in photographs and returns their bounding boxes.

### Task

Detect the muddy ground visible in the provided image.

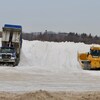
[0,90,100,100]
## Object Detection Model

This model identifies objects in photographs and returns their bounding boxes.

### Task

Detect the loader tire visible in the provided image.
[83,62,91,70]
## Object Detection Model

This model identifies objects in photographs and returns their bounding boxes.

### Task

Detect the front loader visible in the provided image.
[78,46,100,70]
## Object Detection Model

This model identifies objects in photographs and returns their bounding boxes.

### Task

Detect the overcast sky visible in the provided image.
[0,0,100,35]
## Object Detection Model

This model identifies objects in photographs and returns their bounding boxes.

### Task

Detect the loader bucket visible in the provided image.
[79,53,88,60]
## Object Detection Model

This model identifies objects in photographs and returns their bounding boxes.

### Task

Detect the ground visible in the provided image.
[0,40,100,99]
[1,91,100,100]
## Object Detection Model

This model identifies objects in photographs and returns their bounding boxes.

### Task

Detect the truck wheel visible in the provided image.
[13,63,16,67]
[13,58,19,67]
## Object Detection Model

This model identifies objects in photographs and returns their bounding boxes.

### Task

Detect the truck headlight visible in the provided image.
[12,53,16,57]
[0,56,2,59]
[11,57,16,59]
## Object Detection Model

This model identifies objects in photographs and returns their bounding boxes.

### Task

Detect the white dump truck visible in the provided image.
[0,24,22,66]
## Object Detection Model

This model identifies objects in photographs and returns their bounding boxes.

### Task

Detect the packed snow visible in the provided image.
[0,40,100,92]
[19,40,90,71]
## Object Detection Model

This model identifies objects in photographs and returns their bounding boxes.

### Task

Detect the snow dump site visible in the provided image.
[0,39,100,92]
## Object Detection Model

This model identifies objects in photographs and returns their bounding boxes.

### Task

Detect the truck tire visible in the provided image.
[13,58,19,67]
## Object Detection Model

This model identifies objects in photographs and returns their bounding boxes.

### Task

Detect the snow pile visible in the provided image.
[0,38,99,72]
[19,40,91,72]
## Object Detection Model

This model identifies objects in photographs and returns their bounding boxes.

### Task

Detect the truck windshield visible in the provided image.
[90,50,100,56]
[0,47,14,53]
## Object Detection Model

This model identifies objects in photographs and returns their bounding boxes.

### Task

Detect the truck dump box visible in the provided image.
[2,24,22,47]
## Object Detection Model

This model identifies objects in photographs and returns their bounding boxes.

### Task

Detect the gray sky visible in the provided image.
[0,0,100,35]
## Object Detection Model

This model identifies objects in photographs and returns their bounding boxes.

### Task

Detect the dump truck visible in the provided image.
[78,46,100,70]
[0,24,22,66]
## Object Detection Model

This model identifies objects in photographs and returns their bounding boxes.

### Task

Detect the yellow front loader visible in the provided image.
[78,46,100,70]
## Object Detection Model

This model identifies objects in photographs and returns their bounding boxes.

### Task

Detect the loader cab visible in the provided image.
[90,46,100,57]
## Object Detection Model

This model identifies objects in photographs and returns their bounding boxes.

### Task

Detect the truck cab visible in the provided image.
[0,47,16,63]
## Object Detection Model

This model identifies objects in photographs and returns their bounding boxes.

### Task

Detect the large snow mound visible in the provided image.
[0,39,99,72]
[19,40,92,71]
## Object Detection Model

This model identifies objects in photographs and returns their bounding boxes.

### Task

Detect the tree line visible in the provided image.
[0,31,100,44]
[22,31,100,44]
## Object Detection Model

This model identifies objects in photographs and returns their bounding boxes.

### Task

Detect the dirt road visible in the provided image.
[0,90,100,100]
